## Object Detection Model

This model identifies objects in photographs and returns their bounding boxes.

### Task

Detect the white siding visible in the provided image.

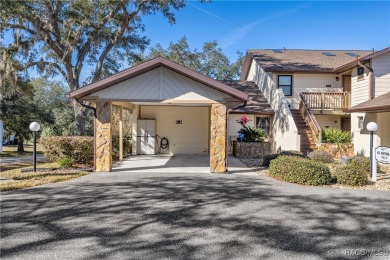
[89,67,231,102]
[246,60,300,152]
[140,106,209,154]
[372,52,390,97]
[315,115,341,129]
[351,67,370,106]
[272,73,342,109]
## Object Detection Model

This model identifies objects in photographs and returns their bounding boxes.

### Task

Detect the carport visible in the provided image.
[69,57,248,173]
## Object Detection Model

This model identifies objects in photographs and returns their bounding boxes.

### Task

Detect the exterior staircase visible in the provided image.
[290,109,317,155]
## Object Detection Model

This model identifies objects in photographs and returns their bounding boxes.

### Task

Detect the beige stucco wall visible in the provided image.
[246,60,300,152]
[140,105,209,154]
[272,73,342,109]
[315,114,342,129]
[377,112,390,147]
[351,112,379,156]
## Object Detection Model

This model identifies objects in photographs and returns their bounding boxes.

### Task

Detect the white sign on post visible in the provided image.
[375,146,390,164]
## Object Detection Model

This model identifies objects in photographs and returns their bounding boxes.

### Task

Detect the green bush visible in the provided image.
[238,125,267,142]
[112,135,132,159]
[58,156,74,168]
[308,150,334,163]
[262,150,305,167]
[335,158,368,186]
[269,156,331,185]
[322,128,352,143]
[40,136,94,165]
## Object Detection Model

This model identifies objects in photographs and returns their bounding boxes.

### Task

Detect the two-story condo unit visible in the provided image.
[239,47,390,155]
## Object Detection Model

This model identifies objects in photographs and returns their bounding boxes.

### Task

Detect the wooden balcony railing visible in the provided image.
[299,93,322,144]
[301,92,350,111]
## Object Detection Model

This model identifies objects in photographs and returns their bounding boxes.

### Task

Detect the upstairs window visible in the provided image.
[357,67,365,80]
[278,75,292,96]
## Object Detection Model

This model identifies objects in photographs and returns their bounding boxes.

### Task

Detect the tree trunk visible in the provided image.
[17,135,24,153]
[72,99,87,136]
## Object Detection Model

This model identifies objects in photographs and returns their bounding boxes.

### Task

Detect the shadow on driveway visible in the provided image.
[1,172,390,259]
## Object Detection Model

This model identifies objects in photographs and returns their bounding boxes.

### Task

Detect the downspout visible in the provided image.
[77,100,97,170]
[358,61,375,99]
[225,101,247,173]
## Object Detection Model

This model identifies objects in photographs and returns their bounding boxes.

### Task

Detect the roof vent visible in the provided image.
[272,49,283,53]
[322,52,336,56]
[345,52,359,57]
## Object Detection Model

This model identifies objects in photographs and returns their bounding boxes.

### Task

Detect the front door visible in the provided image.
[342,75,351,93]
[341,118,351,132]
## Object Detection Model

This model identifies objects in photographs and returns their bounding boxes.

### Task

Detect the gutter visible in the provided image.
[225,101,247,173]
[77,100,97,171]
[358,61,375,99]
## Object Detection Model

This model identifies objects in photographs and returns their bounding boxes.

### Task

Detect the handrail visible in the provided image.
[301,92,350,111]
[299,93,322,144]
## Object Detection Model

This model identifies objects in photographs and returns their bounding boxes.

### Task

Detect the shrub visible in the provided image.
[112,134,132,159]
[269,156,331,185]
[308,150,334,163]
[238,126,267,142]
[40,136,93,165]
[335,159,368,186]
[262,150,305,167]
[322,128,352,144]
[58,156,74,168]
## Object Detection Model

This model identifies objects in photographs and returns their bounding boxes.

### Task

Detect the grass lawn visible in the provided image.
[0,162,89,192]
[1,144,43,157]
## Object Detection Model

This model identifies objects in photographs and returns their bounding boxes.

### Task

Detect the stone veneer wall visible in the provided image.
[232,141,272,159]
[318,143,354,159]
[95,102,112,172]
[210,104,227,173]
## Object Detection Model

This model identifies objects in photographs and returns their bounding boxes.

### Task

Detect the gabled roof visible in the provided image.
[240,49,374,79]
[334,47,390,73]
[349,92,390,113]
[246,49,373,73]
[221,80,274,115]
[69,57,248,101]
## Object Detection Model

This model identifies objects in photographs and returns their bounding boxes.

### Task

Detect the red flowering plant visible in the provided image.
[236,115,266,142]
[236,115,251,126]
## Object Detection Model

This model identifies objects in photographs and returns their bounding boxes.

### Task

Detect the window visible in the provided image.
[358,116,364,129]
[256,117,271,136]
[278,75,292,96]
[346,52,359,57]
[357,67,365,80]
[322,52,336,56]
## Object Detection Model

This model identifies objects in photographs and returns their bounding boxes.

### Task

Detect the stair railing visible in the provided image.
[299,93,322,145]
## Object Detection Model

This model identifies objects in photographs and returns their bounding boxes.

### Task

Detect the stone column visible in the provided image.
[131,105,138,155]
[95,102,112,172]
[119,106,123,160]
[210,103,227,173]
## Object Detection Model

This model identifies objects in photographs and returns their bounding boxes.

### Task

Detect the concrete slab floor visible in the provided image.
[112,154,256,175]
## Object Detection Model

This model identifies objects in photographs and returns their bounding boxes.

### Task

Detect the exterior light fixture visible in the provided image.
[366,122,378,181]
[29,122,41,172]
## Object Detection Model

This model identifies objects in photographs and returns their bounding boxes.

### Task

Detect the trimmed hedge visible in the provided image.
[269,156,331,186]
[262,150,305,167]
[308,150,334,163]
[335,157,369,186]
[40,136,94,165]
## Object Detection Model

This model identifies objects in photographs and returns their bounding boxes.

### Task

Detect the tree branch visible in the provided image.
[22,61,67,81]
[0,22,36,35]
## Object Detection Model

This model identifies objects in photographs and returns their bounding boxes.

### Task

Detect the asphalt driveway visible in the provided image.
[1,170,390,259]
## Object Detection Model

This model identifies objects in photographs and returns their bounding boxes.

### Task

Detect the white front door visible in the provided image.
[137,119,156,155]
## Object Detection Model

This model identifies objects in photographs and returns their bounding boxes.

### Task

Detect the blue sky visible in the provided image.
[143,1,390,61]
